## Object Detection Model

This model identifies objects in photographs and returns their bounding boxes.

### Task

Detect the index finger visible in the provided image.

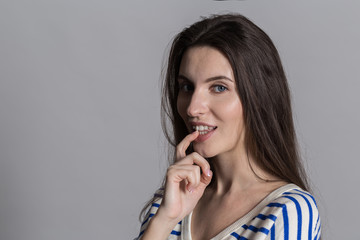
[176,131,199,160]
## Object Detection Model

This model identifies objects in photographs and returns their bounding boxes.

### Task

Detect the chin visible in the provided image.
[193,146,217,158]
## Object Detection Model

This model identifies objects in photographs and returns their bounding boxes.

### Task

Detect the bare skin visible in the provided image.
[141,46,287,240]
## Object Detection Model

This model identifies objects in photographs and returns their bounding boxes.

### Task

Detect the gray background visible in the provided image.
[0,0,359,239]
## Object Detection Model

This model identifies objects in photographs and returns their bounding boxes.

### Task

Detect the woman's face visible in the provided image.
[177,46,246,158]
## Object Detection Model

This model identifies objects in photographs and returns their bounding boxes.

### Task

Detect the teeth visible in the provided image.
[192,125,216,132]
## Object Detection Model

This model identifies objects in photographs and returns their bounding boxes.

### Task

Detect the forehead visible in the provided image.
[178,46,234,81]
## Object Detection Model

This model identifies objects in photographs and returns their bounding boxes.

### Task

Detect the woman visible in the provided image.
[136,14,321,240]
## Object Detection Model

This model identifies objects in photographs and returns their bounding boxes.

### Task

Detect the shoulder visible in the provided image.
[136,189,164,239]
[141,188,164,226]
[215,185,321,240]
[136,189,182,240]
[263,186,321,240]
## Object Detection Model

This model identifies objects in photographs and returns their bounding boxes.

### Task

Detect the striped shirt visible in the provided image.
[137,184,321,240]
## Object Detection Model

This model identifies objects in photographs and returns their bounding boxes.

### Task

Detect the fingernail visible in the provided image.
[188,187,194,193]
[206,169,212,177]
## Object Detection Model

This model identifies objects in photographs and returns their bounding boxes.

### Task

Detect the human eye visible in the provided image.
[212,85,228,93]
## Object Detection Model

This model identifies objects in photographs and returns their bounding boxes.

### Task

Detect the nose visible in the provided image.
[186,89,208,118]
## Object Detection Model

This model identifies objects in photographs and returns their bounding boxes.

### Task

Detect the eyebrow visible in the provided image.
[177,74,234,83]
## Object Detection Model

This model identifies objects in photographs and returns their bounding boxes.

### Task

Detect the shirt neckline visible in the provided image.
[181,183,300,240]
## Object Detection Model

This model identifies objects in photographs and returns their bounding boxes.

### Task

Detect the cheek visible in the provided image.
[216,97,244,136]
[215,96,243,122]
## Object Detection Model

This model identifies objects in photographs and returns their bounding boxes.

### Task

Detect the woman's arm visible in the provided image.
[139,131,213,239]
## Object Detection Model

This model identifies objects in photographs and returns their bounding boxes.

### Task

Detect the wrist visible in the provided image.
[142,213,178,240]
[155,206,183,226]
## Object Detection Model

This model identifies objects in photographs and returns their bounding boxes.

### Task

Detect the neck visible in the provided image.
[208,148,271,195]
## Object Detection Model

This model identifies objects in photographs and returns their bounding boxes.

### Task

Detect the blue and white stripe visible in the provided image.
[136,186,321,240]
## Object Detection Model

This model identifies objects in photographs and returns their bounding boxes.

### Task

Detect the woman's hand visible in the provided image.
[141,131,212,240]
[156,131,213,223]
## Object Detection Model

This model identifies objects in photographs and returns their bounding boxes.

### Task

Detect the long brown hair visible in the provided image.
[162,13,308,190]
[141,13,309,221]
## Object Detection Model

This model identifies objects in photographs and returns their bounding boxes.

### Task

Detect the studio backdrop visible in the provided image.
[0,1,359,239]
